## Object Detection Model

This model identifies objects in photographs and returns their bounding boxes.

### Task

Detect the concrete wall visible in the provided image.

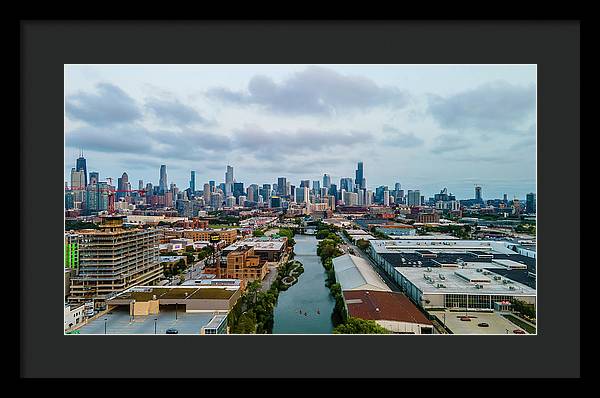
[376,320,434,334]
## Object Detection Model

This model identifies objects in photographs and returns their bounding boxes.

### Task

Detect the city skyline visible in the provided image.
[65,64,536,199]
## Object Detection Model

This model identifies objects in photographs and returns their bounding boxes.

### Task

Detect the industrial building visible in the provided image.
[332,254,390,292]
[343,290,434,334]
[67,216,163,309]
[367,239,536,311]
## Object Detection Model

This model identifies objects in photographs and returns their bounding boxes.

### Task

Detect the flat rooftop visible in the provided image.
[333,254,391,292]
[429,310,532,335]
[224,238,286,252]
[110,285,239,302]
[343,290,432,325]
[77,307,222,335]
[394,267,536,296]
[370,239,516,255]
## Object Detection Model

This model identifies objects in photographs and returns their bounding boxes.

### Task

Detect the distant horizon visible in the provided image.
[65,64,536,200]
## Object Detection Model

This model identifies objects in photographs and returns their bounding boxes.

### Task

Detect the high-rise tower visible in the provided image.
[159,165,168,193]
[75,149,88,187]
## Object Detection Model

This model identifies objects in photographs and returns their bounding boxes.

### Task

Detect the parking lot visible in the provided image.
[429,310,530,335]
[77,307,217,335]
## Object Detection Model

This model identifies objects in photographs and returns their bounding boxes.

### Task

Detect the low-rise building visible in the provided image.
[222,237,288,264]
[343,290,434,334]
[225,245,268,282]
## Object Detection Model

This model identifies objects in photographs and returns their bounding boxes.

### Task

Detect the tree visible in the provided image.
[356,239,370,251]
[333,317,390,334]
[253,229,265,237]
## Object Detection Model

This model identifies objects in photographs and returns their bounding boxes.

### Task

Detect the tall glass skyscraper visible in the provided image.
[322,174,331,189]
[76,151,88,187]
[355,162,364,190]
[190,170,196,192]
[159,165,168,193]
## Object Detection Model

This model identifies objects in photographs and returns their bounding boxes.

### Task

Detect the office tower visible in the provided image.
[329,184,338,200]
[238,195,247,206]
[357,189,365,206]
[320,187,328,198]
[145,182,153,193]
[475,185,482,202]
[526,193,536,214]
[286,181,291,196]
[226,196,236,207]
[209,180,216,192]
[75,150,88,187]
[225,165,234,184]
[233,182,244,199]
[375,186,387,203]
[407,190,421,207]
[138,180,144,190]
[158,165,168,193]
[190,171,196,192]
[89,172,99,185]
[300,180,309,188]
[340,178,353,193]
[117,172,129,200]
[68,216,162,306]
[355,162,364,190]
[312,180,320,194]
[366,190,373,206]
[70,168,86,203]
[277,177,287,195]
[343,191,358,206]
[383,190,390,206]
[290,185,296,200]
[270,196,282,208]
[503,193,508,203]
[323,174,331,189]
[210,191,224,209]
[203,183,211,204]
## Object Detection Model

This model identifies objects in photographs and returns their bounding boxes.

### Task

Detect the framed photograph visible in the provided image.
[22,20,580,379]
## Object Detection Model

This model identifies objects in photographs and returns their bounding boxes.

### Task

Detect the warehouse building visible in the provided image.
[343,290,434,334]
[367,239,536,311]
[332,254,390,292]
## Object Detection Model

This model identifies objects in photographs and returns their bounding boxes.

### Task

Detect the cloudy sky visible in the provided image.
[64,64,536,200]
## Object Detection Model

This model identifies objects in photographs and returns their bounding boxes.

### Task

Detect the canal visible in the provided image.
[272,234,335,334]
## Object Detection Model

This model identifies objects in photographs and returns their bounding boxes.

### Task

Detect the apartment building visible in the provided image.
[68,216,162,309]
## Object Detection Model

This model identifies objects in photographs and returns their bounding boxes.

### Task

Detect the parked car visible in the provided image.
[165,328,179,334]
[459,316,471,321]
[478,322,490,327]
[513,329,526,334]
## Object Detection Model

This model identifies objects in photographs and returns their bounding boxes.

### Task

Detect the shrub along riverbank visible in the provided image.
[227,260,304,334]
[316,222,390,333]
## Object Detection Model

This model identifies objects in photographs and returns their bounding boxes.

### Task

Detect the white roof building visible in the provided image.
[332,254,391,292]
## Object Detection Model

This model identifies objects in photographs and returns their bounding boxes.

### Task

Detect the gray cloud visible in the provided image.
[66,125,232,163]
[66,82,142,126]
[428,81,535,132]
[231,125,373,154]
[430,134,471,154]
[144,97,211,126]
[207,66,409,116]
[381,125,424,148]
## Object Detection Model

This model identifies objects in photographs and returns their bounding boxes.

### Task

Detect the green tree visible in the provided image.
[253,229,265,237]
[333,317,390,334]
[356,239,370,251]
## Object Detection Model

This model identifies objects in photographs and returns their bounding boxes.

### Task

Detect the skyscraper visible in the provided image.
[340,178,353,193]
[312,180,320,194]
[138,180,144,190]
[322,174,331,189]
[117,172,129,200]
[526,193,536,214]
[475,186,482,203]
[89,172,99,185]
[190,171,196,192]
[277,177,287,195]
[159,165,168,193]
[225,165,234,184]
[355,162,364,190]
[76,150,88,187]
[407,190,421,207]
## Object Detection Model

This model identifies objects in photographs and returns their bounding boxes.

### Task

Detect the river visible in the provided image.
[272,234,335,334]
